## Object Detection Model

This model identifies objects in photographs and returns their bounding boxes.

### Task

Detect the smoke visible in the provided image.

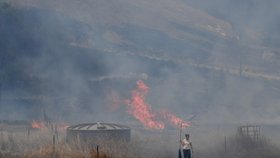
[1,0,280,147]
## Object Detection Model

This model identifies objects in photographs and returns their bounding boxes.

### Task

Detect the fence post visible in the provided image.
[53,135,56,158]
[27,128,30,138]
[97,145,99,158]
[224,136,227,154]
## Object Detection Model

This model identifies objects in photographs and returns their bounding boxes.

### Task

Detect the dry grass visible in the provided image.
[0,130,51,153]
[195,134,280,158]
[0,128,112,158]
[1,127,280,158]
[0,128,172,158]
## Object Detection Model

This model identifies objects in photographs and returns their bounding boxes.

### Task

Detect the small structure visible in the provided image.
[238,125,261,141]
[66,122,131,144]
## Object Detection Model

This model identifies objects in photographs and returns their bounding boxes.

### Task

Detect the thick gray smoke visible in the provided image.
[1,0,280,147]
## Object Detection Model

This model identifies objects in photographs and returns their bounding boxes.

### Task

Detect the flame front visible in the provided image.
[126,80,164,129]
[125,80,190,130]
[31,120,46,129]
[160,110,191,128]
[31,120,68,130]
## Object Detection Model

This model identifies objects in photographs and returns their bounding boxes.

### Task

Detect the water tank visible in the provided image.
[66,122,131,144]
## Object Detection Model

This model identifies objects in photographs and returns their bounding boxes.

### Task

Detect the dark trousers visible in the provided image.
[183,149,191,158]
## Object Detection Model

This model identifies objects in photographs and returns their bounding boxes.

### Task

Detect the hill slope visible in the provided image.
[1,1,280,126]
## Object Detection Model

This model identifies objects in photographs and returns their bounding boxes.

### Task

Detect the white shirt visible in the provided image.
[181,138,192,150]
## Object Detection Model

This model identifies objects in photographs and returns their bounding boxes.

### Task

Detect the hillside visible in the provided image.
[1,0,280,126]
[7,0,233,56]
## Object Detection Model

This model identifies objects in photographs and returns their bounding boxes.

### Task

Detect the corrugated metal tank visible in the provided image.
[66,122,131,144]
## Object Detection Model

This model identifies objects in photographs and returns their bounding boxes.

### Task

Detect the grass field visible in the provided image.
[1,124,280,158]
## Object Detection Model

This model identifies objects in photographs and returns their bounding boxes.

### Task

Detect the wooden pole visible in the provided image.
[178,122,183,158]
[55,125,58,141]
[96,145,99,158]
[224,136,227,154]
[0,130,3,141]
[53,135,56,158]
[179,122,182,148]
[27,128,30,137]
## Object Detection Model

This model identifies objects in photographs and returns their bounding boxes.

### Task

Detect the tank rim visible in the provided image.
[67,122,130,131]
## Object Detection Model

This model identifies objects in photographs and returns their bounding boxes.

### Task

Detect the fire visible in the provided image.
[126,80,164,129]
[125,80,190,130]
[31,120,68,130]
[31,120,46,129]
[136,80,149,93]
[160,110,191,128]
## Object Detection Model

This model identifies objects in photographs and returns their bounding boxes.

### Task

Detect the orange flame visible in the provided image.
[126,80,164,129]
[160,110,190,128]
[125,80,190,130]
[136,80,149,93]
[31,120,69,130]
[31,120,46,129]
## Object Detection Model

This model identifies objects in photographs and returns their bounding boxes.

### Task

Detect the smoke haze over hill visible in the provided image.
[0,0,280,138]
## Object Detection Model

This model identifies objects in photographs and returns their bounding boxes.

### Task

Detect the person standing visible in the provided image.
[181,134,193,158]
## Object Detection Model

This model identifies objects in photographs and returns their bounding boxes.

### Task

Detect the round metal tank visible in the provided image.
[66,122,131,144]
